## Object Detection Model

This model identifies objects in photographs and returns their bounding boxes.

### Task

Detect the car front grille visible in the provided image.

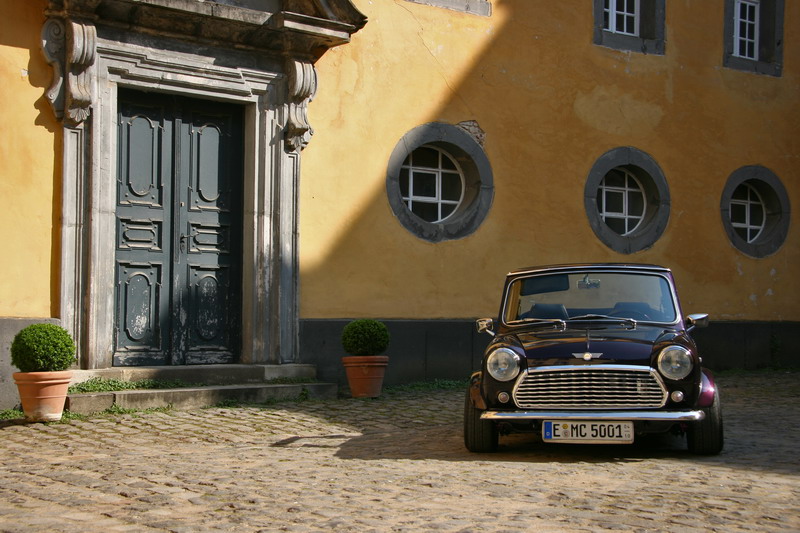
[513,365,668,409]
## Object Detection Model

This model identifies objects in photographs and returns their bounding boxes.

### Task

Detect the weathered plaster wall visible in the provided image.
[300,0,799,322]
[0,0,59,318]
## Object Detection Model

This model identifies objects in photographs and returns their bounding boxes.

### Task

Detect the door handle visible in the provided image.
[179,234,188,253]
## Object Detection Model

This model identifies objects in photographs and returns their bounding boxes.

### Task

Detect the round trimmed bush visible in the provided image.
[341,319,390,356]
[11,324,76,372]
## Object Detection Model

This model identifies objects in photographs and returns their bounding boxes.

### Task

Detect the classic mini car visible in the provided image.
[465,264,723,455]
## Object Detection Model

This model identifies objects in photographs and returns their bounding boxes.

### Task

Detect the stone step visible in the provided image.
[66,382,337,415]
[70,364,317,386]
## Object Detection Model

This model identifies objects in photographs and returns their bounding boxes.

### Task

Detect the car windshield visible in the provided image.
[504,271,678,324]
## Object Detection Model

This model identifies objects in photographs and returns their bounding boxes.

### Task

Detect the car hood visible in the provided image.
[514,324,679,366]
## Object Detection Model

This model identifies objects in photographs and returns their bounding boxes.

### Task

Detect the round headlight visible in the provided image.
[658,345,694,380]
[486,347,521,382]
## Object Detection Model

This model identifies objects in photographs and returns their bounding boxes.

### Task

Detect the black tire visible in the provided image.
[687,387,724,455]
[463,388,498,452]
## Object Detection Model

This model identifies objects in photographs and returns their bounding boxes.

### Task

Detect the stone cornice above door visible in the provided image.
[42,0,366,132]
[44,0,367,60]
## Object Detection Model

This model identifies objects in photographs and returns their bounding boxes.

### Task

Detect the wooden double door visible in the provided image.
[113,89,243,366]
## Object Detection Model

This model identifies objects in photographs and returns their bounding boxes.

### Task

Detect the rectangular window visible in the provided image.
[604,0,640,36]
[594,0,664,55]
[403,0,491,17]
[733,0,760,60]
[723,0,784,76]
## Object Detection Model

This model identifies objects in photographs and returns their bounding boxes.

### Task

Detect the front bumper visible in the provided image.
[480,410,705,422]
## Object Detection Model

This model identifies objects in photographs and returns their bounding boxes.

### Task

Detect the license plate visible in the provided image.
[543,421,634,444]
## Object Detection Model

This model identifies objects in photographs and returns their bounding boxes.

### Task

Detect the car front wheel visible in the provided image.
[463,388,498,452]
[687,387,724,455]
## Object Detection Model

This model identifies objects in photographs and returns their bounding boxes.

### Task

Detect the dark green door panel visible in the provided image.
[114,90,243,366]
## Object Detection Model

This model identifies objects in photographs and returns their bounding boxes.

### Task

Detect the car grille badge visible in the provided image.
[573,352,603,361]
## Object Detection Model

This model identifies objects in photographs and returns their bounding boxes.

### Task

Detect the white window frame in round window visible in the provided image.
[598,167,647,236]
[729,181,765,243]
[585,147,670,254]
[400,146,465,224]
[387,122,494,243]
[721,166,790,258]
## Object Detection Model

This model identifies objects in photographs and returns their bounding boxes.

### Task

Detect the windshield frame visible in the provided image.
[499,266,683,329]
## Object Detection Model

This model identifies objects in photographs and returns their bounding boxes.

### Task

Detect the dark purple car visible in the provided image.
[465,264,723,454]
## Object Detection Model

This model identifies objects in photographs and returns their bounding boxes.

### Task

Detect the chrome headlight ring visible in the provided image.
[657,345,694,380]
[486,347,521,382]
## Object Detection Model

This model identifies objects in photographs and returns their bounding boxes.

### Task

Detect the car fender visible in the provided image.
[469,372,488,410]
[697,369,718,408]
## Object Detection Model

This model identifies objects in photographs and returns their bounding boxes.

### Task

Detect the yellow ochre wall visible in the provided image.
[300,0,799,322]
[0,0,797,325]
[0,0,59,318]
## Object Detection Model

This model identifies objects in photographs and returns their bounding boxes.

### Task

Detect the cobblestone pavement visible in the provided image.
[1,371,798,532]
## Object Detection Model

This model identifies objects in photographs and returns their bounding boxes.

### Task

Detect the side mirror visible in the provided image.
[686,313,709,330]
[475,318,495,337]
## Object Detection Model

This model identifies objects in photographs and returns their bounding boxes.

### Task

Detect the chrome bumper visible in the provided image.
[480,410,705,422]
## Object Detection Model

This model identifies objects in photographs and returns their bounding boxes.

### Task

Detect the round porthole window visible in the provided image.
[585,147,670,254]
[387,122,493,242]
[721,166,790,258]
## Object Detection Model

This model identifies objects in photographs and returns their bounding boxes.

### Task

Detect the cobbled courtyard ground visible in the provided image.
[1,371,798,532]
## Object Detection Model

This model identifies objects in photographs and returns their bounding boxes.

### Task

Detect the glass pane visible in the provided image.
[605,191,624,213]
[751,202,764,225]
[731,184,749,200]
[412,147,439,169]
[441,173,462,201]
[413,171,436,198]
[606,217,626,235]
[411,201,438,222]
[441,203,457,219]
[441,153,457,171]
[616,13,626,31]
[399,168,409,197]
[625,216,640,234]
[730,203,746,223]
[734,226,748,241]
[629,192,644,216]
[604,169,625,188]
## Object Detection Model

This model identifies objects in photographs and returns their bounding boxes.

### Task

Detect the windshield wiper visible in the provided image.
[509,317,566,329]
[567,314,637,327]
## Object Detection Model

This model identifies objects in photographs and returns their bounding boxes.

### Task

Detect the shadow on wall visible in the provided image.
[301,319,492,389]
[298,0,798,387]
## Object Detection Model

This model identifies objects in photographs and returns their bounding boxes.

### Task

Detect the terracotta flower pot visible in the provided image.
[13,370,73,422]
[342,355,389,398]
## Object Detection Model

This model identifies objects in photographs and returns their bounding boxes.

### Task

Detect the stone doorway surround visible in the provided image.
[40,0,366,369]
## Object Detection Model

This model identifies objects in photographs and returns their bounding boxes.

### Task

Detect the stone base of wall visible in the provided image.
[300,318,800,389]
[299,319,491,392]
[2,317,795,409]
[691,320,800,370]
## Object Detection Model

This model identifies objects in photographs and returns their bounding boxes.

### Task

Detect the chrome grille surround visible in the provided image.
[513,364,668,410]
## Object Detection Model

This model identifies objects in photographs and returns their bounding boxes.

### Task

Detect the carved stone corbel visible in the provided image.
[284,60,318,151]
[41,17,96,125]
[41,18,66,120]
